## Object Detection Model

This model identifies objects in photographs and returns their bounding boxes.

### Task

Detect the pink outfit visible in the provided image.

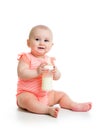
[16,52,54,105]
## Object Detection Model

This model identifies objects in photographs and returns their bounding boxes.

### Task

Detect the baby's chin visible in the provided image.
[31,51,46,57]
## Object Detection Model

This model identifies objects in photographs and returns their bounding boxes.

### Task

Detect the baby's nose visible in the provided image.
[39,41,44,45]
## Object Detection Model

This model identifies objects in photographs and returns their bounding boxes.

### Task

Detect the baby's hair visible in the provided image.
[29,25,53,39]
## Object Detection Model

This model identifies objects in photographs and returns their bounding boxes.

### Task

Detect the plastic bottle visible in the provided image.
[42,59,54,91]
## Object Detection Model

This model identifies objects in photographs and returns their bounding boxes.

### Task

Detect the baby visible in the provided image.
[16,25,92,118]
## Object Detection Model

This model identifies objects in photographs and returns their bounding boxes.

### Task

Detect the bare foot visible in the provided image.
[48,107,60,118]
[71,102,92,112]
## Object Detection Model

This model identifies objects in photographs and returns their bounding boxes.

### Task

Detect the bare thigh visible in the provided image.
[17,92,38,109]
[48,90,65,106]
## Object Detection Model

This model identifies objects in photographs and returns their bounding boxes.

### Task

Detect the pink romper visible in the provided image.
[16,52,54,105]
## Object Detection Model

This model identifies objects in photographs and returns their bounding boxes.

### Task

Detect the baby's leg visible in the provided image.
[17,92,60,117]
[50,91,92,112]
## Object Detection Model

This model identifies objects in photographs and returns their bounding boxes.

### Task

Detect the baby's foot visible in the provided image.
[48,107,60,118]
[71,102,92,112]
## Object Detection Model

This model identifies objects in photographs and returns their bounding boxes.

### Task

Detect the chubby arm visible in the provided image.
[17,59,40,80]
[17,59,50,80]
[52,66,61,80]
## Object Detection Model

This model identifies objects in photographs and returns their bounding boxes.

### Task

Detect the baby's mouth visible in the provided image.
[38,46,45,50]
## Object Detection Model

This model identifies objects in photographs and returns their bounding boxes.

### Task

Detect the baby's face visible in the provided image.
[27,28,53,57]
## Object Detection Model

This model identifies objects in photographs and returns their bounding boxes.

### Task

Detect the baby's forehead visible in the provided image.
[34,28,51,33]
[31,28,52,38]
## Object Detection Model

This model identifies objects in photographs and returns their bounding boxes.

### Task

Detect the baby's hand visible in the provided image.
[37,63,49,75]
[52,66,61,80]
[52,66,57,73]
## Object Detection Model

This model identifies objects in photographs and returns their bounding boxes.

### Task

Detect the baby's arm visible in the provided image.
[17,60,39,80]
[52,66,61,80]
[17,59,48,80]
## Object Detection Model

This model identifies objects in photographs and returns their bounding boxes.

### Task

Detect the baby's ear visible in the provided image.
[52,43,54,46]
[27,39,30,47]
[49,43,53,48]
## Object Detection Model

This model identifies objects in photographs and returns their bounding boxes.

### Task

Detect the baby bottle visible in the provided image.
[42,58,54,91]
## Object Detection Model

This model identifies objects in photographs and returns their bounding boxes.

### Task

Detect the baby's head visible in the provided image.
[29,25,53,40]
[27,25,54,57]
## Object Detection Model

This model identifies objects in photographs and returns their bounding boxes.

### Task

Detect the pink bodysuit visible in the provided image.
[16,52,54,105]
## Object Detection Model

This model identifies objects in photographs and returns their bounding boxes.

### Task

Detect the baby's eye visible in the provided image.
[44,39,49,42]
[35,38,39,41]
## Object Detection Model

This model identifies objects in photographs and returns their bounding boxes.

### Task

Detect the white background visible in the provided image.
[0,0,98,129]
